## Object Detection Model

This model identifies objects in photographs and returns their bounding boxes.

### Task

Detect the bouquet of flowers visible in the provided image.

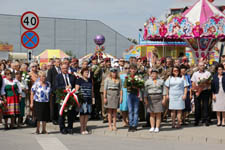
[22,72,30,86]
[55,89,84,115]
[192,75,212,96]
[125,74,145,89]
[197,75,213,85]
[91,65,98,72]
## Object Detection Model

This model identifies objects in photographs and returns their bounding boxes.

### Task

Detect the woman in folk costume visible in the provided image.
[1,69,22,129]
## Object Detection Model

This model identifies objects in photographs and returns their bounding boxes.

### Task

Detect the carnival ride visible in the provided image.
[143,0,225,62]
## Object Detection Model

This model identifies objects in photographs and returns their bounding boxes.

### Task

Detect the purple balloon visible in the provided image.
[94,35,105,46]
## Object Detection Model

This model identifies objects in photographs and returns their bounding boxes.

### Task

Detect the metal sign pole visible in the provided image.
[28,49,33,63]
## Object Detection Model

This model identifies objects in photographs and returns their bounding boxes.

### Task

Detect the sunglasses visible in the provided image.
[173,70,179,72]
[125,68,130,69]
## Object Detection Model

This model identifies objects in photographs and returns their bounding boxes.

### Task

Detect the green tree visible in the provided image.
[65,50,76,58]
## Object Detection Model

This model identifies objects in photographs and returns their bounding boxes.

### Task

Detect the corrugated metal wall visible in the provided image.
[0,14,133,58]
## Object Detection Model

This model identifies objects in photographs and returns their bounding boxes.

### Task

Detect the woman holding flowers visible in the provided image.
[104,67,121,131]
[124,64,144,132]
[144,69,165,133]
[165,66,188,129]
[30,71,51,134]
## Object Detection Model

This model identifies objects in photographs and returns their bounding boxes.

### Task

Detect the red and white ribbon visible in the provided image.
[59,88,80,116]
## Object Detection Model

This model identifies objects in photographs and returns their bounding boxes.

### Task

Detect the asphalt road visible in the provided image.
[0,127,224,150]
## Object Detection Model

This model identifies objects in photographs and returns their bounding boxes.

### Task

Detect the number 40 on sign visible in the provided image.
[21,11,39,30]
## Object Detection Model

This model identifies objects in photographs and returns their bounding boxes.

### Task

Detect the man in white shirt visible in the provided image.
[191,61,211,126]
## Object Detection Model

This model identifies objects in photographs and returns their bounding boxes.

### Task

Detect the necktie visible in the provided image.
[65,74,69,86]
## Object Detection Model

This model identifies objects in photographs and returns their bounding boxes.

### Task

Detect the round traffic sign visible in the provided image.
[21,31,39,49]
[21,11,39,30]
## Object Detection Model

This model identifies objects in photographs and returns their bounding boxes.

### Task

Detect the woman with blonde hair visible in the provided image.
[30,71,51,134]
[104,68,121,131]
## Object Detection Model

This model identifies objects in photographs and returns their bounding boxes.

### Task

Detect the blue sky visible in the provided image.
[0,0,224,39]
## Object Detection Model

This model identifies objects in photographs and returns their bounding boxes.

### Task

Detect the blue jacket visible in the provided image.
[211,73,225,94]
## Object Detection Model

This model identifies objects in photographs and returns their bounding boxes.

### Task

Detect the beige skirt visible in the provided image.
[147,94,163,113]
[104,90,120,109]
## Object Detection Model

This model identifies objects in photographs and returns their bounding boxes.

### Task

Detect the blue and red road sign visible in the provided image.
[21,30,39,49]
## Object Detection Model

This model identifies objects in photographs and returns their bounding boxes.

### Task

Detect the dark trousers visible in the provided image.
[194,90,210,123]
[58,105,75,131]
[91,85,101,118]
[50,94,59,122]
[146,112,150,125]
[139,101,145,121]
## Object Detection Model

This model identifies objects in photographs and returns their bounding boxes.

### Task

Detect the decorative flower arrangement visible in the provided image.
[192,75,212,96]
[55,89,83,115]
[22,72,30,85]
[197,75,212,85]
[91,64,98,72]
[125,74,144,89]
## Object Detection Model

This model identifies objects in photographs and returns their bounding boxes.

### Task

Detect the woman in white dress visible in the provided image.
[165,66,188,128]
[212,64,225,127]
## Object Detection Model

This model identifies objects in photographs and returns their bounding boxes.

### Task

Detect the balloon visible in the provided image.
[94,35,105,46]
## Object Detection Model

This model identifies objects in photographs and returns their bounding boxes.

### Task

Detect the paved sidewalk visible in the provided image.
[47,120,225,144]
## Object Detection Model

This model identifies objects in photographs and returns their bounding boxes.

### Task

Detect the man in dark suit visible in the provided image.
[47,58,61,125]
[55,64,76,134]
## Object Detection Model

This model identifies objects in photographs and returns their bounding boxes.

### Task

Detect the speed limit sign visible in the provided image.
[21,11,39,30]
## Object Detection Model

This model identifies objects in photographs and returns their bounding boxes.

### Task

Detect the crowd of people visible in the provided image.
[0,53,225,135]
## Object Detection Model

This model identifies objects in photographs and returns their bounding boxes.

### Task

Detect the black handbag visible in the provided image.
[24,115,37,127]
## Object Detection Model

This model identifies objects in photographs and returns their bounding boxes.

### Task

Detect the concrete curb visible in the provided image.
[47,123,225,144]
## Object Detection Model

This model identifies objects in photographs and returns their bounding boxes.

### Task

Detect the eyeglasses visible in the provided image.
[173,70,179,72]
[125,68,130,69]
[32,66,37,68]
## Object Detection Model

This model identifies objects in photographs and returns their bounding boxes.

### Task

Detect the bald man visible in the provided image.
[191,62,211,126]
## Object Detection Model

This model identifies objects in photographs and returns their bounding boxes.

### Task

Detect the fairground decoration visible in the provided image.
[93,35,106,60]
[143,0,225,62]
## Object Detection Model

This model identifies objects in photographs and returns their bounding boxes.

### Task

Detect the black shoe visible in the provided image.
[128,126,133,132]
[60,129,68,134]
[132,127,137,132]
[194,122,199,126]
[142,124,150,128]
[204,121,209,127]
[52,120,58,125]
[67,129,73,135]
[102,120,108,123]
[217,122,221,127]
